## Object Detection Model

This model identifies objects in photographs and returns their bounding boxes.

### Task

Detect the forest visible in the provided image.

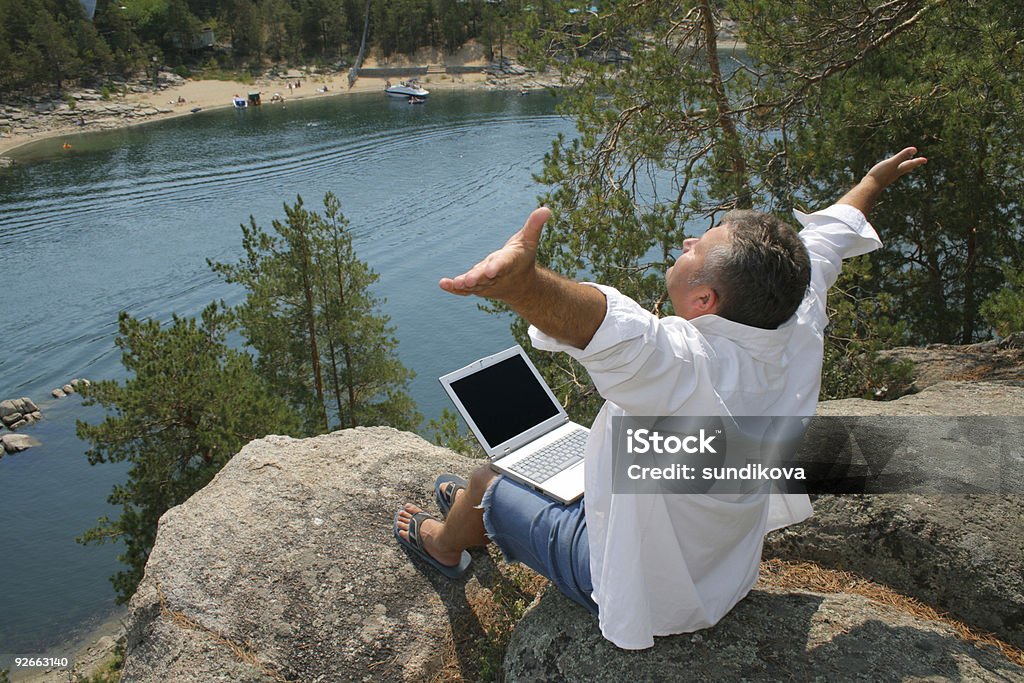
[0,0,552,90]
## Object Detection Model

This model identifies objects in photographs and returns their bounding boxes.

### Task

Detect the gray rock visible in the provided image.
[504,589,1023,682]
[764,494,1024,650]
[0,399,18,418]
[762,381,1024,649]
[820,380,1024,416]
[63,384,75,394]
[14,395,37,411]
[119,381,1024,681]
[29,411,42,422]
[878,338,1024,391]
[5,418,28,431]
[2,412,24,427]
[1,433,41,453]
[121,427,480,683]
[52,388,66,399]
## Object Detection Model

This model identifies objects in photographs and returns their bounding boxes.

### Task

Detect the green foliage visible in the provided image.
[981,265,1024,338]
[515,0,765,415]
[428,407,485,458]
[0,0,115,88]
[211,193,420,434]
[746,0,1024,345]
[76,303,300,603]
[514,0,1023,405]
[819,260,915,400]
[0,0,533,89]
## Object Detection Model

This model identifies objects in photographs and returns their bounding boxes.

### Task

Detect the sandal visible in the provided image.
[393,507,470,579]
[434,474,468,517]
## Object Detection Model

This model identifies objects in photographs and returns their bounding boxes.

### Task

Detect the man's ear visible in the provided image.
[692,285,720,316]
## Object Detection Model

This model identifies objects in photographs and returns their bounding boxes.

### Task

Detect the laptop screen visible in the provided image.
[448,354,560,448]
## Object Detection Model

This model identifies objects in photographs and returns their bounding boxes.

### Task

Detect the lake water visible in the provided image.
[0,90,578,658]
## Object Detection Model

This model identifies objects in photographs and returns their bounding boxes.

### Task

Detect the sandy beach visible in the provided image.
[0,45,557,157]
[0,72,489,157]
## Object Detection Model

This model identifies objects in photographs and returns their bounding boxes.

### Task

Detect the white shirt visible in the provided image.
[530,203,881,649]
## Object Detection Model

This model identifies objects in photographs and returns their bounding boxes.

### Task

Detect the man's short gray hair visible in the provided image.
[690,210,811,330]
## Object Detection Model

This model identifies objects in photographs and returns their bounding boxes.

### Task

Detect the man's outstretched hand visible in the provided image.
[838,146,927,215]
[865,146,929,191]
[438,206,606,349]
[439,207,551,303]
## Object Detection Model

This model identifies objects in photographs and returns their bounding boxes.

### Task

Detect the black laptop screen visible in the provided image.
[449,354,560,448]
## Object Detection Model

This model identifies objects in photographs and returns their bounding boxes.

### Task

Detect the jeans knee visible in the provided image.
[469,465,497,503]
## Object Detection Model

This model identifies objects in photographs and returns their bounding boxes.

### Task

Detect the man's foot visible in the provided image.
[434,474,467,517]
[395,503,466,570]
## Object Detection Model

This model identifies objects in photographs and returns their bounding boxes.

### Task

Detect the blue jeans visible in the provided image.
[480,475,598,614]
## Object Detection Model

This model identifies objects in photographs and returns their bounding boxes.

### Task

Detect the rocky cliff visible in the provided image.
[120,384,1024,682]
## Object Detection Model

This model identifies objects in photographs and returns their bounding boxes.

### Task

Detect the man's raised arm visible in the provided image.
[837,146,928,216]
[439,208,606,350]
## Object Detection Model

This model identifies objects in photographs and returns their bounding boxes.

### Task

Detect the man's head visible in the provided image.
[666,210,811,330]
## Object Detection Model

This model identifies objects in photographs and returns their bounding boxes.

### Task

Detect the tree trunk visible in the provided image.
[334,242,358,429]
[349,0,372,88]
[699,0,752,209]
[316,262,346,428]
[961,224,978,344]
[297,237,327,430]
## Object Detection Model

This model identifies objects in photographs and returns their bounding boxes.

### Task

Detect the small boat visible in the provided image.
[232,95,247,109]
[385,81,429,99]
[408,96,426,105]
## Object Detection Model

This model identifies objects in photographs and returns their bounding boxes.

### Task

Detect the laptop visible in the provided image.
[439,345,588,504]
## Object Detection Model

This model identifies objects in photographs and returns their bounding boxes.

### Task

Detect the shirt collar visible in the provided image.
[686,313,795,363]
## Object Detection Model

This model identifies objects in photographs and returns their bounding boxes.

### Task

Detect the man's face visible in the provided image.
[666,224,732,319]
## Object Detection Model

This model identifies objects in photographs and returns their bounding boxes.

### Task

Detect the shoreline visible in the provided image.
[6,607,127,682]
[0,64,560,159]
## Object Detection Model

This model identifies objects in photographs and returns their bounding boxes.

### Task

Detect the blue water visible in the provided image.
[0,90,577,656]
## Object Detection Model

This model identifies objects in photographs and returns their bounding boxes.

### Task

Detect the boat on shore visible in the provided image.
[384,80,429,99]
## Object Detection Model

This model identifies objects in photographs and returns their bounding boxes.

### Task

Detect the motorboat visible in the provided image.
[384,81,429,99]
[232,95,248,108]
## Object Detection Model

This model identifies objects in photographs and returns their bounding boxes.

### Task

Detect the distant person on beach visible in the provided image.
[394,148,928,649]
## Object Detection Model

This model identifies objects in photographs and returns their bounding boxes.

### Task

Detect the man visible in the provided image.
[395,147,927,649]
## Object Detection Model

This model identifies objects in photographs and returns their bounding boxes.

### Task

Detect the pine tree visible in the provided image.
[77,303,300,603]
[508,0,1024,411]
[212,193,420,434]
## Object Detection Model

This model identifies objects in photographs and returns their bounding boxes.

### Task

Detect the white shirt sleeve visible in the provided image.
[794,203,882,294]
[529,284,709,416]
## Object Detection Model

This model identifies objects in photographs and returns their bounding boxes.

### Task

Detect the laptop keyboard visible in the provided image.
[506,428,588,483]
